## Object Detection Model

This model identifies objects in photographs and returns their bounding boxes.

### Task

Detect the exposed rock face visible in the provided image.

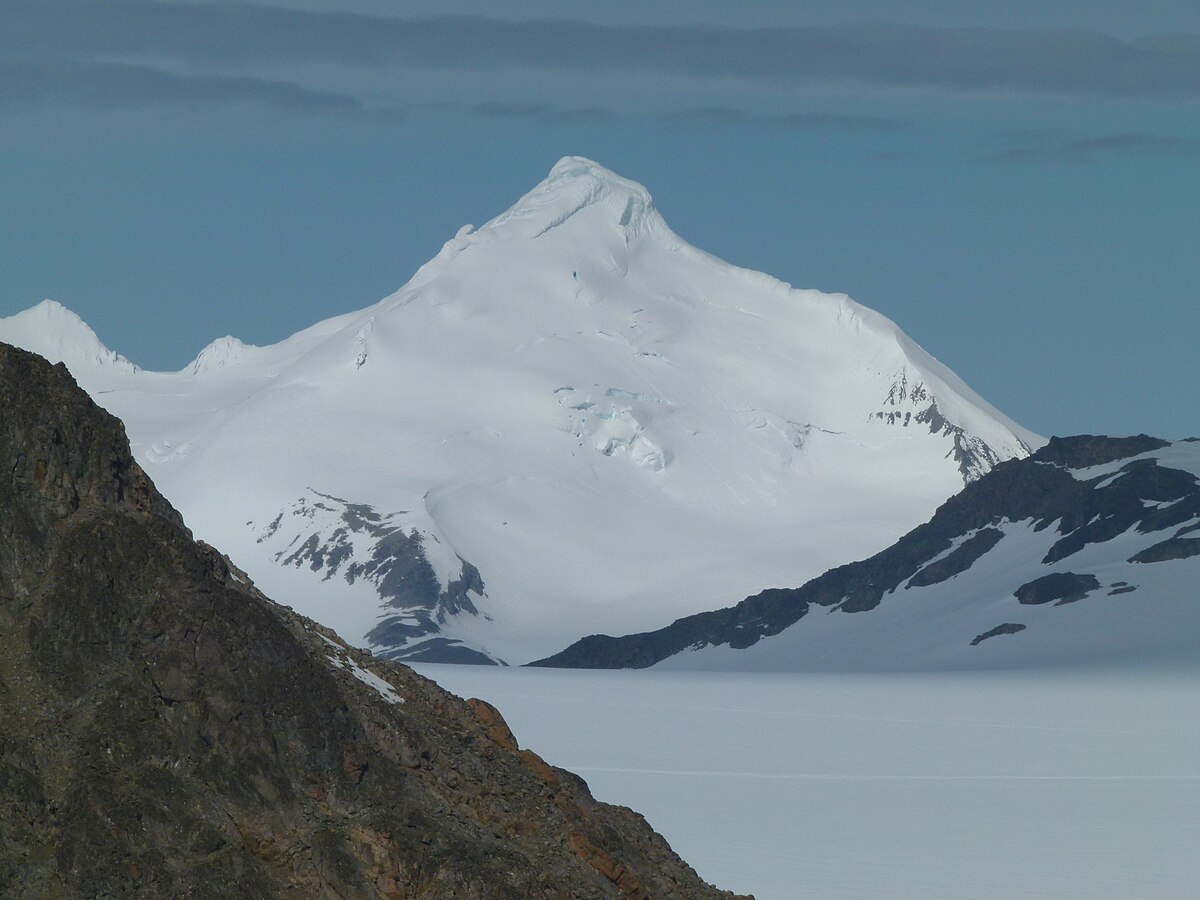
[255,491,498,665]
[0,344,747,899]
[873,374,1020,482]
[1129,536,1200,564]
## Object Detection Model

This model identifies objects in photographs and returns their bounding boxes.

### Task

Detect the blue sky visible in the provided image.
[1,1,1196,439]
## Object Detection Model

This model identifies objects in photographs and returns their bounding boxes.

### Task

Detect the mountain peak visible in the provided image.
[544,155,650,195]
[0,299,139,383]
[33,297,68,314]
[188,334,255,376]
[479,156,661,242]
[29,297,87,326]
[1,163,1044,668]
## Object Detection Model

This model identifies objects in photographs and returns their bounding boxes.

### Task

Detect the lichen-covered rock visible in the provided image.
[0,343,749,899]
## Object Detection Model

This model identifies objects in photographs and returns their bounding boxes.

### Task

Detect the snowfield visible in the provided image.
[413,664,1200,900]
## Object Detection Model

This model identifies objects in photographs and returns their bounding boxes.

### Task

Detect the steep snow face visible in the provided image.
[0,157,1041,665]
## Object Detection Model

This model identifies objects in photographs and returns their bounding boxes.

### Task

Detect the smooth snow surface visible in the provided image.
[414,664,1200,900]
[0,157,1040,664]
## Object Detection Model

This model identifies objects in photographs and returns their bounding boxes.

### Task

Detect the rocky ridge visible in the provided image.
[0,342,746,898]
[534,434,1200,671]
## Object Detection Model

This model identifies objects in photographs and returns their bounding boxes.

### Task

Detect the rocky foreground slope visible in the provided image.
[0,341,745,898]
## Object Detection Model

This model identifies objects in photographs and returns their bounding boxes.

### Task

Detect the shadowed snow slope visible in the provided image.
[1,157,1040,665]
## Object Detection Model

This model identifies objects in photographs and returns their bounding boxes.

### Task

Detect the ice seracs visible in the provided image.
[0,156,1042,666]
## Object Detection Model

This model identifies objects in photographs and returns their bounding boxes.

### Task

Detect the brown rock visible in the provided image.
[520,748,561,788]
[467,696,521,752]
[569,831,651,899]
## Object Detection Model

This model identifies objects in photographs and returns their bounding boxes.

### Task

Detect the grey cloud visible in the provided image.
[662,107,749,127]
[983,131,1200,163]
[471,102,615,124]
[769,112,909,132]
[0,60,360,112]
[2,1,1197,99]
[1070,132,1200,156]
[663,107,908,131]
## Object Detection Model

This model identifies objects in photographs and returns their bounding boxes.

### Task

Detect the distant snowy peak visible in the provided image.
[397,156,673,296]
[377,155,1037,482]
[1,156,1047,666]
[188,335,257,375]
[0,300,139,386]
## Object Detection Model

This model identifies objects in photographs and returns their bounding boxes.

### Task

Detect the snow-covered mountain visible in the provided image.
[535,435,1200,671]
[0,156,1040,665]
[0,299,140,389]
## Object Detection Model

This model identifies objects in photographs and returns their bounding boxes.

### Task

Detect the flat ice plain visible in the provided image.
[411,664,1200,899]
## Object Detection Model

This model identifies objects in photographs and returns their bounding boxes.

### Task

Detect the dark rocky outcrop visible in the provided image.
[970,623,1027,646]
[0,343,747,899]
[1032,434,1170,469]
[533,433,1198,669]
[259,492,497,664]
[1013,572,1100,606]
[872,373,1031,482]
[1129,536,1200,564]
[387,637,499,666]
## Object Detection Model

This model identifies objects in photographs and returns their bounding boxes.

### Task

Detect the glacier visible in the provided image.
[414,663,1200,900]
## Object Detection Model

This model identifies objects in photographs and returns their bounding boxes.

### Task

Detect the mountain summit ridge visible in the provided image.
[482,156,662,241]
